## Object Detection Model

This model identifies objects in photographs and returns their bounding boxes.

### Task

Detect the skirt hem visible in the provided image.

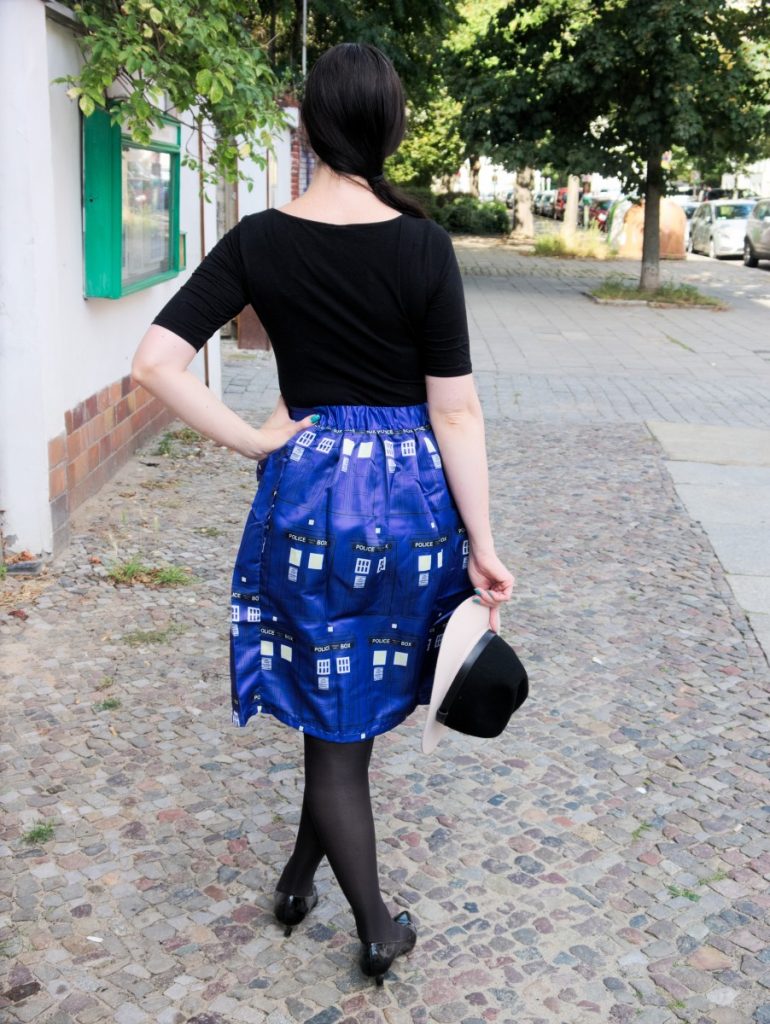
[233,695,428,743]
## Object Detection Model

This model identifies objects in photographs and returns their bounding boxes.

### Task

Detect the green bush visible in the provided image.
[399,185,439,218]
[433,195,510,235]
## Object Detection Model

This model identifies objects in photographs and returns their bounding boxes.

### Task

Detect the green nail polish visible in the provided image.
[472,596,481,604]
[310,414,320,423]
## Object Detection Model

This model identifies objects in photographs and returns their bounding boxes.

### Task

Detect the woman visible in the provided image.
[132,42,513,986]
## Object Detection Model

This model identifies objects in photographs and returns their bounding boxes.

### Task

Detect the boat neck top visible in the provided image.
[153,207,471,407]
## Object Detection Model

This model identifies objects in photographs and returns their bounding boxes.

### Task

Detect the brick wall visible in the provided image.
[48,375,173,553]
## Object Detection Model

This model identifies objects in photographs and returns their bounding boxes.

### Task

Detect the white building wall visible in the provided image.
[0,0,58,552]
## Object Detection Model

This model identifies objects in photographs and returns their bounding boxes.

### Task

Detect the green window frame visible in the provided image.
[83,108,182,298]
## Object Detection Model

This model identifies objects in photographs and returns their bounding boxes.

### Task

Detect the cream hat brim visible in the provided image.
[422,597,492,754]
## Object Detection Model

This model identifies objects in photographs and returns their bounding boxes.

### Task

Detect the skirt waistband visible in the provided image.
[289,403,430,433]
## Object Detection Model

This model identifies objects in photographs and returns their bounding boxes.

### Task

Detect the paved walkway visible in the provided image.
[2,241,769,1024]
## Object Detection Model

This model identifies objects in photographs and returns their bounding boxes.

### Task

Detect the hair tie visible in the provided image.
[368,173,385,184]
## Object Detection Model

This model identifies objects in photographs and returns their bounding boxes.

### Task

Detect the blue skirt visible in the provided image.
[229,404,473,742]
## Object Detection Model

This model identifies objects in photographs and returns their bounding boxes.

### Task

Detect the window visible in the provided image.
[83,109,182,298]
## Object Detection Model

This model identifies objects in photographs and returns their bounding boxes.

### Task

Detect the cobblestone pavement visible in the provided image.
[2,241,770,1024]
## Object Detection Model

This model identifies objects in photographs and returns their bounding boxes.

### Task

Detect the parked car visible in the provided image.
[539,189,556,217]
[533,191,547,214]
[688,199,757,258]
[743,197,770,267]
[588,197,613,231]
[553,187,569,219]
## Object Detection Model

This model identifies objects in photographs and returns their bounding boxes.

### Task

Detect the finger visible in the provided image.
[489,605,501,633]
[291,414,320,435]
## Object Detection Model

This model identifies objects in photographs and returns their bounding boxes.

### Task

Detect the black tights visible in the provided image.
[275,734,403,944]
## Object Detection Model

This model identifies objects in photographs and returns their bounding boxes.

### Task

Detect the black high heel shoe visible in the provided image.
[359,910,417,986]
[273,884,318,936]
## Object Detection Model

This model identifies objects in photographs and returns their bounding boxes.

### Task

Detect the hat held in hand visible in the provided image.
[422,597,528,754]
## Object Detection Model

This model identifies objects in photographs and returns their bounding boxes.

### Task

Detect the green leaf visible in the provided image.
[148,6,162,24]
[210,80,223,104]
[79,94,96,117]
[195,68,213,95]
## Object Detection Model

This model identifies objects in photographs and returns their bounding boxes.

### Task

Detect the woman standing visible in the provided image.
[132,42,513,985]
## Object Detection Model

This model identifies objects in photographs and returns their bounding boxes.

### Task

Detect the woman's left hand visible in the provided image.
[254,396,318,460]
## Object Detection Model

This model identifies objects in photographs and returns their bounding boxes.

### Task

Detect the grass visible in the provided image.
[666,883,700,902]
[591,274,726,308]
[631,822,652,841]
[697,868,729,886]
[155,427,204,457]
[22,821,56,845]
[197,526,223,538]
[534,226,614,260]
[0,564,6,581]
[107,559,195,587]
[122,622,186,646]
[664,334,696,353]
[96,676,114,690]
[93,697,121,711]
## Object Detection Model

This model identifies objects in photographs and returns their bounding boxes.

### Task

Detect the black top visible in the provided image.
[152,208,471,407]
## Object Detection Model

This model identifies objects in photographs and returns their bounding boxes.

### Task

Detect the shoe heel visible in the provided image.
[375,974,384,987]
[283,924,293,937]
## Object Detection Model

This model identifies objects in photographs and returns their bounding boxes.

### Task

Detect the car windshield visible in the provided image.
[714,204,754,220]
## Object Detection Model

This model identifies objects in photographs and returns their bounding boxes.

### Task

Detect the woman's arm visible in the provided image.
[132,325,316,459]
[427,373,514,627]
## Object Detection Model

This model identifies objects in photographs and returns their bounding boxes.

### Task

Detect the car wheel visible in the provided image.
[743,239,759,268]
[708,236,717,259]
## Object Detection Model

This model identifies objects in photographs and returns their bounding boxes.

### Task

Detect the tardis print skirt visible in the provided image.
[229,403,474,743]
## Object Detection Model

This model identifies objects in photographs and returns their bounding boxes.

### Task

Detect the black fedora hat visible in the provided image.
[423,597,528,753]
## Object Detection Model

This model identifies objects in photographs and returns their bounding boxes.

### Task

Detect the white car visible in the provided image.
[743,197,770,267]
[688,199,756,258]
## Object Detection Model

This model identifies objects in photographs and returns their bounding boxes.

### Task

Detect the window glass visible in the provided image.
[714,203,754,220]
[121,146,171,288]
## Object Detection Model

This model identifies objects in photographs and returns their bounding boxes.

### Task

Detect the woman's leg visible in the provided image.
[275,791,324,898]
[279,733,406,943]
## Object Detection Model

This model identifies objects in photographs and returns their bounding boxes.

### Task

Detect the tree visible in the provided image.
[256,0,460,106]
[446,0,510,198]
[386,89,465,188]
[474,0,770,288]
[58,0,288,188]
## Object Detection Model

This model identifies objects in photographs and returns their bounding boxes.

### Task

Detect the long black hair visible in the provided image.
[300,43,427,219]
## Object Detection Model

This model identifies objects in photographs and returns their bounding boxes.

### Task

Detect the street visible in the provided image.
[1,243,769,1024]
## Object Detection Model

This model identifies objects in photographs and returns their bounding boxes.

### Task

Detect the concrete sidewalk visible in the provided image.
[2,241,769,1024]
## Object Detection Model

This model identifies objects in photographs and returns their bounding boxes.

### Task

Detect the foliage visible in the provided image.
[258,0,461,105]
[57,0,288,187]
[476,0,770,187]
[107,558,195,586]
[434,195,510,234]
[22,822,56,845]
[93,697,122,711]
[387,90,465,187]
[534,226,614,259]
[469,0,770,284]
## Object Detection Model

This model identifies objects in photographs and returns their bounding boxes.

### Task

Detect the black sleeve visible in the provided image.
[152,221,248,350]
[422,224,472,377]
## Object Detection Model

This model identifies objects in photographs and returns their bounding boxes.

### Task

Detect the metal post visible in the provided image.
[301,0,307,78]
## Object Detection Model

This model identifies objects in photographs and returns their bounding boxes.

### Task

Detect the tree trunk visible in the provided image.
[562,174,580,238]
[640,143,664,291]
[512,166,534,237]
[469,156,481,198]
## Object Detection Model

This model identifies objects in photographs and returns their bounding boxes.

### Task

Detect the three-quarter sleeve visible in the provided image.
[421,225,472,377]
[152,221,248,351]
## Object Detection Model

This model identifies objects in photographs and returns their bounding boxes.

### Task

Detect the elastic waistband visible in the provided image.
[289,403,430,433]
